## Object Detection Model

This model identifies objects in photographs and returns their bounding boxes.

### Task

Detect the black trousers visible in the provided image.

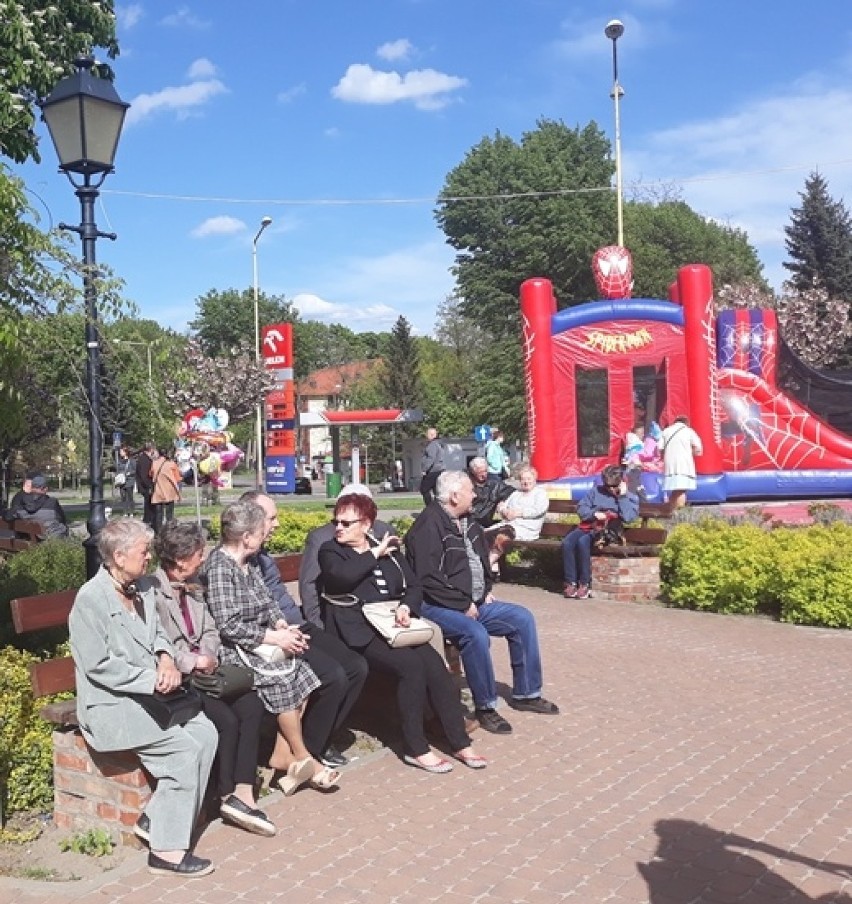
[200,690,266,797]
[419,470,441,505]
[301,625,369,759]
[141,491,155,527]
[357,635,470,757]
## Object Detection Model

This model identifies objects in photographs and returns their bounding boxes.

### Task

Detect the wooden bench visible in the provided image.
[11,588,153,844]
[0,517,49,552]
[501,497,676,601]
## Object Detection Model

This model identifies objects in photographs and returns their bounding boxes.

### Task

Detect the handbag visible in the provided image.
[134,685,202,730]
[236,642,297,677]
[361,601,435,649]
[114,471,126,487]
[190,664,254,702]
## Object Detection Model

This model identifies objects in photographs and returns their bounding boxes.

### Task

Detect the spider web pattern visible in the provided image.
[717,318,776,380]
[719,369,842,470]
[699,294,723,444]
[521,311,538,458]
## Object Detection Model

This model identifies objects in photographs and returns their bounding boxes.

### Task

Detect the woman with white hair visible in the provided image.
[498,464,549,541]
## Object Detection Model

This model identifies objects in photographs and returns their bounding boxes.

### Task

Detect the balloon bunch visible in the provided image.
[176,407,244,487]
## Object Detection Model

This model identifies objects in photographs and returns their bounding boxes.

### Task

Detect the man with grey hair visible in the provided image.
[406,470,559,735]
[419,427,445,504]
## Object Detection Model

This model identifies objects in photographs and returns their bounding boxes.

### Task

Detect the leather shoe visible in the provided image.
[220,794,276,837]
[509,696,560,715]
[133,813,150,844]
[147,851,215,877]
[475,708,513,734]
[320,746,349,768]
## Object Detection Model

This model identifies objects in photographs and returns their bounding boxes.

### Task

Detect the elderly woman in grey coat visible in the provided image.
[69,519,218,878]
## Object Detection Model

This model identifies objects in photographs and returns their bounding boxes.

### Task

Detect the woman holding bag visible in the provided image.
[318,492,487,774]
[202,500,339,793]
[152,521,273,837]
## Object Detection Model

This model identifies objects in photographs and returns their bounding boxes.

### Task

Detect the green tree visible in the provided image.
[189,288,298,357]
[783,172,852,301]
[378,316,422,412]
[626,200,766,299]
[436,119,616,341]
[0,0,119,164]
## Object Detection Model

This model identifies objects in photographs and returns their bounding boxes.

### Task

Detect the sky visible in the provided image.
[14,0,852,341]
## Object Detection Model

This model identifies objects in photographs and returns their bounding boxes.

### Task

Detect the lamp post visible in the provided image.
[115,339,154,383]
[605,19,626,247]
[41,57,129,578]
[252,216,273,489]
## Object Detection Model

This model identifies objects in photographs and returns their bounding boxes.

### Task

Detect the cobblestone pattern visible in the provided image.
[5,586,852,904]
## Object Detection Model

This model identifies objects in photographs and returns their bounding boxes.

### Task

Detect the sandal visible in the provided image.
[453,750,488,770]
[403,754,453,774]
[272,757,315,796]
[308,765,341,791]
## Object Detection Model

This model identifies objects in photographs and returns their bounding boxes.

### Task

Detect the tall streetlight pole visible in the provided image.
[41,57,129,579]
[605,19,626,247]
[252,216,272,490]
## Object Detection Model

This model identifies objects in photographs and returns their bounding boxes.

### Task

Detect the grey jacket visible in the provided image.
[69,568,176,752]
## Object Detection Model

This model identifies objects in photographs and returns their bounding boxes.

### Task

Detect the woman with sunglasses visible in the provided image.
[203,500,340,793]
[69,519,218,878]
[319,493,487,774]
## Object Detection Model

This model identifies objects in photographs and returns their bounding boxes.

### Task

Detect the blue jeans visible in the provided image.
[420,599,543,711]
[562,529,593,587]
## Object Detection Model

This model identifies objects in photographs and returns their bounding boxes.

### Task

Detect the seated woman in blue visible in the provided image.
[318,493,486,774]
[562,465,640,599]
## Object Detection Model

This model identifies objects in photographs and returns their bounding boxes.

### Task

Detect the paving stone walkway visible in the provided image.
[3,585,851,904]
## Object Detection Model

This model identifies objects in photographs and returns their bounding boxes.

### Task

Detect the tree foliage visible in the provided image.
[377,316,422,411]
[0,0,119,164]
[783,172,852,301]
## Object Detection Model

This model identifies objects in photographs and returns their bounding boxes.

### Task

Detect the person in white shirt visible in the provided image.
[498,465,549,541]
[660,416,703,509]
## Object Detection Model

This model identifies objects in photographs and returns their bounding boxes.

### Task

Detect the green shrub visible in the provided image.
[0,540,85,647]
[59,827,115,857]
[0,645,56,818]
[660,520,776,614]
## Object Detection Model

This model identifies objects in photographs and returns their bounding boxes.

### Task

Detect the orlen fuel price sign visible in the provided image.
[261,323,295,493]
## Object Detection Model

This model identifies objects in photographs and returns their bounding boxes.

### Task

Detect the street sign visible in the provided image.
[473,425,491,443]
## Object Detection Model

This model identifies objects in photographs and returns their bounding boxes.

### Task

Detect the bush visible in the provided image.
[0,540,85,647]
[0,645,57,818]
[661,520,852,627]
[206,509,329,553]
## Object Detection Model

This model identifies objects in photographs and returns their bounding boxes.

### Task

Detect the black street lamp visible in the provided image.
[41,57,129,578]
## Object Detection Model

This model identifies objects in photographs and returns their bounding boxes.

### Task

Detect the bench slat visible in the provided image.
[11,589,77,634]
[30,656,76,698]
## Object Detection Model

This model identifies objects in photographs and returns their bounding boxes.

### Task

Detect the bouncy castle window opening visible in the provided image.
[576,368,610,459]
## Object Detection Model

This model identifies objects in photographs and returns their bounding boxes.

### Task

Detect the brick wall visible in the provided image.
[591,555,661,603]
[52,728,152,846]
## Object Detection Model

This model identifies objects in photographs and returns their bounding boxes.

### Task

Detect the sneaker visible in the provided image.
[475,708,513,734]
[147,851,215,877]
[133,812,150,844]
[563,583,578,598]
[219,795,276,837]
[320,746,349,769]
[509,696,560,715]
[576,584,592,599]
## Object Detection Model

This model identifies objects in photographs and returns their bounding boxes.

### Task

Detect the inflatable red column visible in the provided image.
[676,265,723,474]
[520,278,560,480]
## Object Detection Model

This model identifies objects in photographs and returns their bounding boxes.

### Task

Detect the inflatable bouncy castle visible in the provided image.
[521,264,852,502]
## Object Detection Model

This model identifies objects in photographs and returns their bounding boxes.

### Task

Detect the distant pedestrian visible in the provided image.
[419,427,445,504]
[484,429,509,484]
[136,442,157,527]
[115,446,137,516]
[660,416,703,509]
[151,449,182,532]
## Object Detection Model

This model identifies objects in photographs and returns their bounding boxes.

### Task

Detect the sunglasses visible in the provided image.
[331,518,361,528]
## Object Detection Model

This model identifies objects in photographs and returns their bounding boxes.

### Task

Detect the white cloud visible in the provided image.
[324,126,341,139]
[331,63,467,111]
[187,58,217,80]
[291,293,338,316]
[627,80,852,289]
[277,83,306,104]
[115,4,143,30]
[161,6,210,28]
[126,78,227,125]
[191,216,246,238]
[377,39,414,62]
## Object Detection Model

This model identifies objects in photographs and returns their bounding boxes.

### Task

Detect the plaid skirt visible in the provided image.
[250,656,320,714]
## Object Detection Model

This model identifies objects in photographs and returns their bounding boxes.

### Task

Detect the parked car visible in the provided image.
[294,476,312,495]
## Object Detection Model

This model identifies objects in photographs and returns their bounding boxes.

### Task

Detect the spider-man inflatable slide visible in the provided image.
[521,263,852,502]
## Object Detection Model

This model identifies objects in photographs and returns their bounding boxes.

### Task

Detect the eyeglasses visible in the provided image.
[331,518,361,528]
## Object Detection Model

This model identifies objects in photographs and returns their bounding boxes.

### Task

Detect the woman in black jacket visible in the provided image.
[318,493,486,774]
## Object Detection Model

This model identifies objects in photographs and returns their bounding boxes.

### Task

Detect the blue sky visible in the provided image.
[14,1,852,338]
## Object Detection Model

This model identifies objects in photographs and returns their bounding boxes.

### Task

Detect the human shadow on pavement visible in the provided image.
[638,819,852,903]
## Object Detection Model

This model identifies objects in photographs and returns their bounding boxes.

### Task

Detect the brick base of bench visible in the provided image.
[591,555,661,602]
[53,728,152,845]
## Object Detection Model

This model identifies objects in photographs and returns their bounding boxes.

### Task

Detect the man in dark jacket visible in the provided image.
[241,491,368,770]
[5,473,68,538]
[405,470,558,735]
[135,442,157,527]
